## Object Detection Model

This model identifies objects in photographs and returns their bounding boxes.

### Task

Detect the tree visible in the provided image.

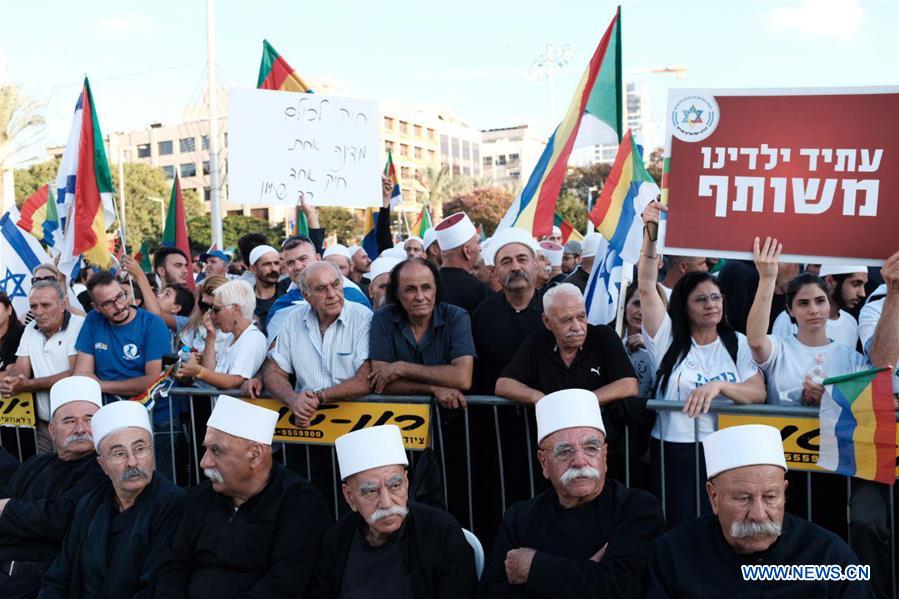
[559,162,614,204]
[441,187,514,236]
[14,157,59,205]
[556,190,589,234]
[186,214,282,255]
[109,163,179,251]
[318,207,360,243]
[1,85,45,211]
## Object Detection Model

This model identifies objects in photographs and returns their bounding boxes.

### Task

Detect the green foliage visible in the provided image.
[186,214,282,255]
[441,187,514,236]
[318,207,360,243]
[13,158,59,205]
[556,190,588,234]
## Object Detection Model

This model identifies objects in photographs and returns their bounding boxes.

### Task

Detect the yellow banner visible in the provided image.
[718,413,899,476]
[240,398,430,450]
[0,393,36,428]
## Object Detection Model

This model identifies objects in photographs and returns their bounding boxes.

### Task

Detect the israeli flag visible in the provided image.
[0,209,52,317]
[584,236,624,326]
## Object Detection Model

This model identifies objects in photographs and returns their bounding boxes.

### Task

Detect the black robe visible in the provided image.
[155,463,329,599]
[308,501,477,599]
[38,474,184,599]
[479,479,663,598]
[0,452,105,598]
[646,513,875,598]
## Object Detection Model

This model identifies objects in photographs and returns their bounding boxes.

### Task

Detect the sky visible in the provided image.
[1,0,897,160]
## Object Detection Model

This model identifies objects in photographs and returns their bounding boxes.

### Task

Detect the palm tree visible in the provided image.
[0,85,46,211]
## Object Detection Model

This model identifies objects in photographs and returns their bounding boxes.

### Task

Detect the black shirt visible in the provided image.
[438,267,491,317]
[562,267,590,293]
[717,259,785,334]
[339,528,414,599]
[0,319,24,371]
[500,325,636,393]
[541,273,566,291]
[472,290,545,394]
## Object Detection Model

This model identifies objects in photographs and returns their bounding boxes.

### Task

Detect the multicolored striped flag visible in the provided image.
[162,176,194,290]
[587,130,660,263]
[55,78,117,268]
[292,208,309,236]
[554,213,584,243]
[497,7,622,238]
[819,367,897,485]
[384,150,403,208]
[361,209,380,259]
[17,184,60,248]
[134,239,152,273]
[410,205,432,238]
[257,39,313,92]
[129,362,178,411]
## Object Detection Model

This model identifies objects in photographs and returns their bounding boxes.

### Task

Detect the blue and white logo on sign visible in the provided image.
[671,94,719,142]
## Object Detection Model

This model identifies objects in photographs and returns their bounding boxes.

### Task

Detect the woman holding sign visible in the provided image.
[637,202,766,528]
[746,238,868,407]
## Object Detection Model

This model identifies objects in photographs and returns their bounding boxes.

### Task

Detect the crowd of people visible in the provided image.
[0,178,896,597]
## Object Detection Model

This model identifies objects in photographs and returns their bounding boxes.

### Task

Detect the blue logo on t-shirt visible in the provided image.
[695,371,737,387]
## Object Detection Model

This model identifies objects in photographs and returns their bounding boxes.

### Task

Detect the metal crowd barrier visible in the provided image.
[0,390,894,596]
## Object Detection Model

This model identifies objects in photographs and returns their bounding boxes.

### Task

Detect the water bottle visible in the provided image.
[177,345,192,373]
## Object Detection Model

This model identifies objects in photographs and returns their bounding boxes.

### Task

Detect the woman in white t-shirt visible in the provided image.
[176,279,266,389]
[638,203,766,527]
[747,239,869,406]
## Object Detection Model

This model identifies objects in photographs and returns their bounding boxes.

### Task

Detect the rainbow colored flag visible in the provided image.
[384,150,403,208]
[554,214,584,243]
[257,39,313,92]
[17,184,60,247]
[497,7,621,238]
[162,176,194,290]
[587,130,660,263]
[130,362,178,411]
[410,205,432,238]
[819,367,897,485]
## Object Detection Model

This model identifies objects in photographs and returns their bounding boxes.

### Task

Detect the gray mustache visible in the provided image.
[730,519,782,538]
[64,433,93,447]
[121,467,149,482]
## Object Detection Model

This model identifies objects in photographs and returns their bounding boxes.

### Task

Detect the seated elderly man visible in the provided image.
[39,401,184,598]
[368,257,475,407]
[309,425,477,597]
[0,280,84,453]
[0,377,104,597]
[156,396,329,598]
[647,425,874,597]
[497,283,639,480]
[480,389,664,597]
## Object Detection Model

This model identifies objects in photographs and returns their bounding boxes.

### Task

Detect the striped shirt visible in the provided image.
[269,300,372,391]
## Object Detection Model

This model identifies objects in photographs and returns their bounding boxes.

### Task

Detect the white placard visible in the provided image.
[227,88,381,207]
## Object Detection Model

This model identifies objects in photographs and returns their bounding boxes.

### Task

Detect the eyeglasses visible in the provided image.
[31,275,57,284]
[691,293,723,305]
[97,291,129,310]
[547,441,605,462]
[105,444,151,464]
[311,279,342,295]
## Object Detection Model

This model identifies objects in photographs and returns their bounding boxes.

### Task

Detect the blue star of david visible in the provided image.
[681,104,704,125]
[0,269,27,300]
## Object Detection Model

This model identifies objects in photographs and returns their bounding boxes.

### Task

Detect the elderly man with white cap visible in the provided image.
[156,396,329,598]
[40,401,184,598]
[246,243,284,327]
[364,256,402,310]
[562,233,601,293]
[309,425,477,598]
[0,377,105,597]
[647,424,874,598]
[423,228,442,267]
[435,212,491,316]
[480,389,663,597]
[324,243,354,278]
[770,264,869,349]
[404,235,425,259]
[538,241,566,290]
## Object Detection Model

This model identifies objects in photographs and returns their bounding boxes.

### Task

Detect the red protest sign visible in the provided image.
[660,88,899,265]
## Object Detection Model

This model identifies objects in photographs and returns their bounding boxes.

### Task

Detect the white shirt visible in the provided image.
[16,314,85,421]
[269,301,371,391]
[771,309,859,349]
[858,291,899,394]
[214,324,267,379]
[643,314,759,443]
[758,334,868,406]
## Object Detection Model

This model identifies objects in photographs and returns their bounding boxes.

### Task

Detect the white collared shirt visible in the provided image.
[16,314,85,421]
[268,301,371,391]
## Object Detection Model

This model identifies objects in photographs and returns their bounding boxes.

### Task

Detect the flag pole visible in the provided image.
[117,148,128,252]
[206,0,224,250]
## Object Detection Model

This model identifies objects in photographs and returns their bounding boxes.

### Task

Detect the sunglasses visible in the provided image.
[209,304,234,314]
[199,300,212,312]
[31,275,57,284]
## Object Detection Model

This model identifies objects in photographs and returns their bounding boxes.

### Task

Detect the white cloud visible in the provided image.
[95,13,155,40]
[761,0,864,43]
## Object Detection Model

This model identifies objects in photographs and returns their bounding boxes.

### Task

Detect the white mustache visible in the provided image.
[366,505,408,524]
[560,466,600,486]
[204,468,224,483]
[64,433,93,447]
[730,519,782,539]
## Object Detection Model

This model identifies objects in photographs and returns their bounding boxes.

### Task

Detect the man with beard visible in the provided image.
[247,245,283,329]
[39,401,184,598]
[309,425,477,598]
[153,247,190,290]
[364,257,401,310]
[646,424,873,597]
[404,236,425,259]
[73,272,170,401]
[156,396,329,598]
[435,212,491,316]
[423,229,442,268]
[771,264,868,348]
[347,245,373,294]
[561,240,581,276]
[0,377,104,597]
[480,389,664,597]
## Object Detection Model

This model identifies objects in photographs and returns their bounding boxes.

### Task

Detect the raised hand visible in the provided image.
[753,236,782,281]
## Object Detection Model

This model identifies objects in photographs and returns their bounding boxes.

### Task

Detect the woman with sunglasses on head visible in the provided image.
[638,202,766,527]
[0,292,25,372]
[175,279,267,390]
